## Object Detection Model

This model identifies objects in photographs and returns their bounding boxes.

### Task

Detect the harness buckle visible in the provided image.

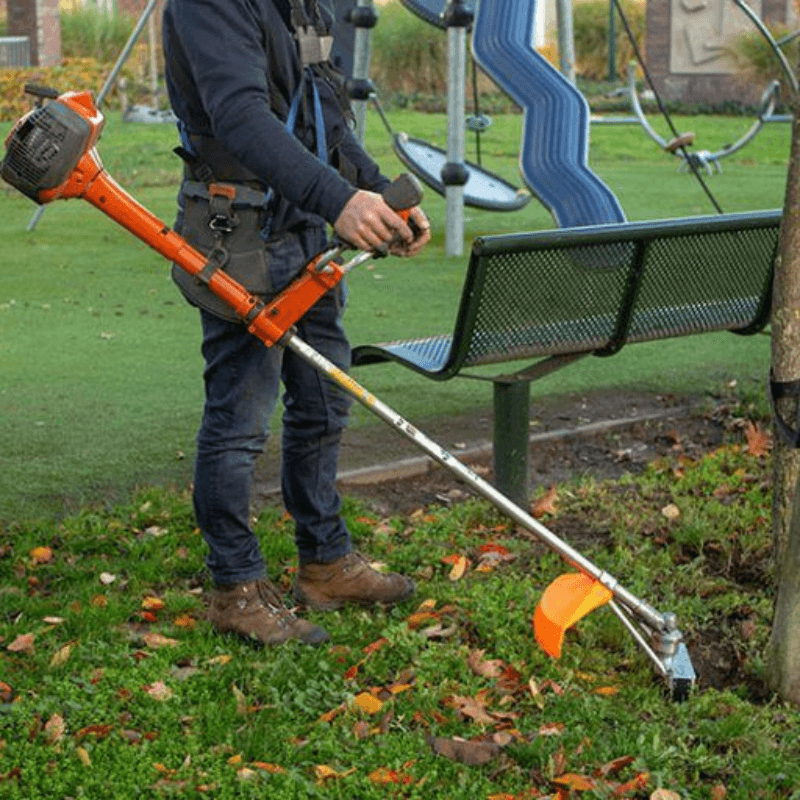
[207,182,240,233]
[296,26,333,65]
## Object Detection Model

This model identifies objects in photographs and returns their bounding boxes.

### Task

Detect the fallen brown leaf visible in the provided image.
[362,637,389,656]
[75,723,114,740]
[368,766,414,784]
[43,713,66,744]
[446,693,497,725]
[142,632,179,649]
[252,762,287,774]
[539,721,566,736]
[7,633,35,655]
[313,764,356,782]
[427,735,503,765]
[531,485,559,518]
[467,649,504,679]
[613,771,650,795]
[354,692,383,715]
[318,702,346,723]
[744,420,771,458]
[441,553,470,581]
[29,546,53,565]
[142,681,173,701]
[49,642,74,668]
[594,755,635,777]
[553,772,596,791]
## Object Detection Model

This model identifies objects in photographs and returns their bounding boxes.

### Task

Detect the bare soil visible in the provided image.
[254,389,724,510]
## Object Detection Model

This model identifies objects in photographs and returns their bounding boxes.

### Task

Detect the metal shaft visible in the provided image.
[283,332,668,634]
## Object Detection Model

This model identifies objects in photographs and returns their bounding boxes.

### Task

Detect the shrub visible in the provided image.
[0,58,135,120]
[727,26,799,103]
[370,1,448,96]
[60,7,136,63]
[573,0,646,80]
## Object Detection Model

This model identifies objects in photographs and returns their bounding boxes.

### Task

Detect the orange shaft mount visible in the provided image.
[76,161,343,348]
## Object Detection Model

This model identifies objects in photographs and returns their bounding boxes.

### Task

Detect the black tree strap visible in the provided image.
[770,372,800,447]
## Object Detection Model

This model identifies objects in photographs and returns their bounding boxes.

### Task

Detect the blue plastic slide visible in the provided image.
[472,0,626,227]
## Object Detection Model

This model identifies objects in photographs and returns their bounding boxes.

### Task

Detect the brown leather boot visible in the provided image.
[208,578,329,646]
[293,552,415,611]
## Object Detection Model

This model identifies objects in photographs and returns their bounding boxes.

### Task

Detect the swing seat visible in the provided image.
[393,132,531,213]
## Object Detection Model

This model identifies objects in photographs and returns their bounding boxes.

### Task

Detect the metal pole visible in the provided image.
[96,0,162,108]
[442,0,472,257]
[350,0,377,146]
[284,329,668,635]
[555,0,576,84]
[607,0,616,81]
[493,381,530,507]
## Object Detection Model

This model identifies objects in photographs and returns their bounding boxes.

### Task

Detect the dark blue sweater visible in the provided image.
[162,0,388,233]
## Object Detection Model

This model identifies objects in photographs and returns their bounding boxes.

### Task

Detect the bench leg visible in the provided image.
[493,380,531,506]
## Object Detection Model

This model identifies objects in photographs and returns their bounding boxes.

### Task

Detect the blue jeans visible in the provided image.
[191,229,353,585]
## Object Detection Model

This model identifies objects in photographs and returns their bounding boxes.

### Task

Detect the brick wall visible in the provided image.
[7,0,60,66]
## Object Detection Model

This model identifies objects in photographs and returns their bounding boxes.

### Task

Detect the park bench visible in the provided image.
[351,209,782,504]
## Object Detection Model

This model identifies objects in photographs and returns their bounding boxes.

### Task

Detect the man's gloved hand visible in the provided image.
[334,190,430,256]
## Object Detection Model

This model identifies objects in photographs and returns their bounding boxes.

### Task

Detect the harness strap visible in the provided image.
[770,373,800,448]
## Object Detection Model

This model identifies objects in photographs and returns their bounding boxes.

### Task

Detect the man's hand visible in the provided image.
[388,206,430,257]
[334,190,429,255]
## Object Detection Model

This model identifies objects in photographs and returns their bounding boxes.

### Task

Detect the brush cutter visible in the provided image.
[2,87,697,700]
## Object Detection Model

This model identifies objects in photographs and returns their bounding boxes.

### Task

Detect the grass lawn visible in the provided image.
[0,108,789,521]
[1,418,797,798]
[1,101,798,799]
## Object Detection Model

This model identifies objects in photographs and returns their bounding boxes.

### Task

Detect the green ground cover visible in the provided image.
[1,107,797,799]
[1,420,796,798]
[0,109,789,521]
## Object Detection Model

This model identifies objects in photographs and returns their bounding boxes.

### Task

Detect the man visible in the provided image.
[162,0,431,646]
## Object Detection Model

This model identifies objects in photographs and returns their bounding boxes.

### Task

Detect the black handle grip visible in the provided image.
[381,173,424,213]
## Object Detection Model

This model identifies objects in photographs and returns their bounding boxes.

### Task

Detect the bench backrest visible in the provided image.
[352,210,781,380]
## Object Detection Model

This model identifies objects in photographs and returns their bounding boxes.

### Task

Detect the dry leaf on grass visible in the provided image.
[467,649,504,679]
[427,735,503,765]
[142,681,173,701]
[29,546,53,565]
[7,633,35,655]
[744,420,771,457]
[142,633,179,649]
[531,485,558,518]
[354,692,383,715]
[49,642,74,668]
[368,766,414,784]
[43,713,66,744]
[441,553,470,581]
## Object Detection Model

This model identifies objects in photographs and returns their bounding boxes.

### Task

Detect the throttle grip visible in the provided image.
[381,173,424,238]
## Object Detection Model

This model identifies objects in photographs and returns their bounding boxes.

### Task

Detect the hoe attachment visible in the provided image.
[1,87,696,700]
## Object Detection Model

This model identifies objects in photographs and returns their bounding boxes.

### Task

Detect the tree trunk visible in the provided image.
[767,84,800,705]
